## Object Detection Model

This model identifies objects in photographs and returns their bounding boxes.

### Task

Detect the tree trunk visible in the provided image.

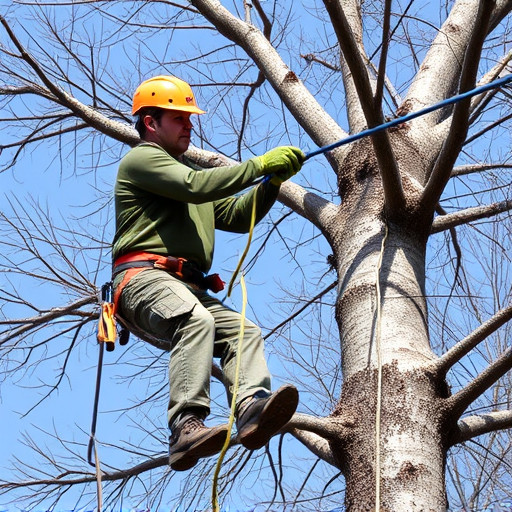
[329,143,451,511]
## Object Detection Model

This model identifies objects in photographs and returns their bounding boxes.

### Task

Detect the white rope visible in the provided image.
[374,223,388,512]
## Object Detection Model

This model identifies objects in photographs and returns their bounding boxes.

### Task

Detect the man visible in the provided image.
[112,75,304,471]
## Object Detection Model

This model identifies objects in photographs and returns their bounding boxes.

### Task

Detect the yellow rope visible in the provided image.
[93,437,103,512]
[211,272,248,511]
[374,222,388,512]
[212,188,258,511]
[226,189,258,298]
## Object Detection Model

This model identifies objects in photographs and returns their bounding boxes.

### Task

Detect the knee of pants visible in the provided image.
[244,319,262,341]
[186,304,216,337]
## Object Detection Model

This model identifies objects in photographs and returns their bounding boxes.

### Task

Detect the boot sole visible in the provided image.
[238,385,298,450]
[169,425,229,472]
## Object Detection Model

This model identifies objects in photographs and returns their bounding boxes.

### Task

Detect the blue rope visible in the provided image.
[304,73,512,160]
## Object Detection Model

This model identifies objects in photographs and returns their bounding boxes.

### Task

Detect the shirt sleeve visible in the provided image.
[118,144,266,204]
[213,180,280,233]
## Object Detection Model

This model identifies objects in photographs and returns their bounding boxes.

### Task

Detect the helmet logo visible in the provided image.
[186,96,193,103]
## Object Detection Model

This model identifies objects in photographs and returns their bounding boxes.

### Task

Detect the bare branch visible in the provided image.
[0,14,137,146]
[288,429,337,467]
[264,281,337,340]
[446,347,512,419]
[468,49,512,120]
[451,163,512,177]
[0,295,97,345]
[421,0,495,210]
[321,0,404,213]
[277,181,339,235]
[431,200,512,234]
[373,0,392,110]
[189,0,346,150]
[434,304,512,375]
[0,455,169,490]
[453,410,512,445]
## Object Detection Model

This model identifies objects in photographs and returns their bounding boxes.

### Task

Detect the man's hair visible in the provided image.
[135,107,166,139]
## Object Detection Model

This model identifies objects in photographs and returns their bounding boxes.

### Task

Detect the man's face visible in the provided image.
[144,110,193,157]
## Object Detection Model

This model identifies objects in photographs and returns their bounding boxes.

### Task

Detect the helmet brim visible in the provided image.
[132,104,206,116]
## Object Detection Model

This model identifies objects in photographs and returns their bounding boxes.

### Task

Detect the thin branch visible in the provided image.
[0,456,169,490]
[435,304,512,375]
[0,14,137,146]
[453,410,512,445]
[431,200,512,234]
[264,281,337,340]
[446,347,512,419]
[277,181,339,235]
[0,296,97,345]
[468,49,512,121]
[451,163,512,177]
[374,0,392,110]
[288,429,337,468]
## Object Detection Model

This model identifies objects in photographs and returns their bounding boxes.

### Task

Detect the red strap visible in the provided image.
[113,267,147,316]
[115,251,166,266]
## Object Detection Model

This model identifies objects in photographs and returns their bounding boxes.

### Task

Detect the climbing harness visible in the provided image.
[113,252,225,302]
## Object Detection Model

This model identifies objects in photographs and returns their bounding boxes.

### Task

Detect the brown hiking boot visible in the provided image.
[236,384,299,450]
[169,413,229,471]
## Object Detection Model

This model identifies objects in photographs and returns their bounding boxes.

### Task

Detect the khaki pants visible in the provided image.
[114,268,272,428]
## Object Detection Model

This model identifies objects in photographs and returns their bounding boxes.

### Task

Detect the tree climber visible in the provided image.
[112,76,304,471]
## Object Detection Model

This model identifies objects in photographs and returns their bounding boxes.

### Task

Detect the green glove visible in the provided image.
[257,146,305,185]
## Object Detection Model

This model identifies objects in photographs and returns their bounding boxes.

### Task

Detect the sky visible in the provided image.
[1,1,511,511]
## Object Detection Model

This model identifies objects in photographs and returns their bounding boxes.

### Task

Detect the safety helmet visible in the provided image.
[132,75,205,115]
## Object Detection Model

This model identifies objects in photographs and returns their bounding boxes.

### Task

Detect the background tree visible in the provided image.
[1,0,512,510]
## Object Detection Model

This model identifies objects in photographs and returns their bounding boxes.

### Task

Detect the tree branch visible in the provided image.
[373,0,392,110]
[321,0,404,214]
[451,163,512,177]
[189,0,345,150]
[264,281,338,340]
[434,304,512,375]
[420,0,495,210]
[453,410,512,445]
[0,295,97,345]
[0,455,169,490]
[446,347,512,418]
[468,49,512,121]
[405,0,483,122]
[431,200,512,234]
[285,412,341,439]
[0,14,137,147]
[288,429,337,467]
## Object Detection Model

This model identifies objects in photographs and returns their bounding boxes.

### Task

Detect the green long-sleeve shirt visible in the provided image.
[113,143,279,272]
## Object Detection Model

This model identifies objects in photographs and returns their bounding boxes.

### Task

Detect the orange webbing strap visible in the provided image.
[111,252,176,316]
[112,267,148,315]
[97,302,117,351]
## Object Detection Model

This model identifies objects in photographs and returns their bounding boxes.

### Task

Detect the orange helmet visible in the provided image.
[132,75,205,115]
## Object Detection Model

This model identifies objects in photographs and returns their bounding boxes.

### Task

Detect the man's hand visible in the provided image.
[258,146,305,185]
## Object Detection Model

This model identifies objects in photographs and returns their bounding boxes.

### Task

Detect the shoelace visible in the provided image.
[181,415,205,434]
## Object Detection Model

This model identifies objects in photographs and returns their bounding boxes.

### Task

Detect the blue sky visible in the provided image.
[1,1,511,511]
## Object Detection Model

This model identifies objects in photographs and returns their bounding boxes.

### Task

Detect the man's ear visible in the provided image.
[143,115,156,133]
